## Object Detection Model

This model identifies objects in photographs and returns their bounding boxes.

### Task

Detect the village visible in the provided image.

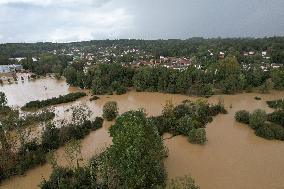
[1,43,283,85]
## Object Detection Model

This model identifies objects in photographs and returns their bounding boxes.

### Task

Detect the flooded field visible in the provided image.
[1,77,284,189]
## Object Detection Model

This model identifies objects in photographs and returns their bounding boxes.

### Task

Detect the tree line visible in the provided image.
[22,92,86,110]
[63,56,284,96]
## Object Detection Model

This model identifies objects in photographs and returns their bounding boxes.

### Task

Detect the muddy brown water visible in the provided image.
[1,77,284,189]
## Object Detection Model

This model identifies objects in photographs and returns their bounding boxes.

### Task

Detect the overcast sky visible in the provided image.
[0,0,283,43]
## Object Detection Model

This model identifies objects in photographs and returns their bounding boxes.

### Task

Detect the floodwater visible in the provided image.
[1,77,284,189]
[0,74,76,107]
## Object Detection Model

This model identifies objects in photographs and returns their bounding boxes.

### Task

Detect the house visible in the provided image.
[32,57,38,62]
[219,52,225,59]
[262,51,267,57]
[9,57,26,62]
[249,51,255,55]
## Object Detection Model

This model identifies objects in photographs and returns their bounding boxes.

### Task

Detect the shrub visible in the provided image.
[148,116,173,135]
[249,109,267,129]
[188,128,206,145]
[90,117,104,130]
[209,104,227,116]
[116,85,127,95]
[167,175,200,189]
[17,141,46,174]
[267,99,284,110]
[175,116,194,135]
[254,96,261,100]
[40,167,97,189]
[173,104,191,119]
[102,101,118,121]
[0,92,7,107]
[255,123,275,140]
[41,125,60,151]
[89,96,100,101]
[235,110,250,124]
[271,124,284,140]
[58,119,104,145]
[267,110,284,127]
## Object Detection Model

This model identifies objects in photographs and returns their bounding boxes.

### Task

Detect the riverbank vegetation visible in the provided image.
[235,100,284,140]
[0,102,103,182]
[21,92,86,110]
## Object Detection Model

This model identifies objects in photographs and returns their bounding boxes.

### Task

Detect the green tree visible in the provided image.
[102,101,118,121]
[271,68,284,89]
[63,66,77,86]
[98,111,167,188]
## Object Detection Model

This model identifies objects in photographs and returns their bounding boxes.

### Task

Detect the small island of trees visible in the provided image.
[235,99,284,140]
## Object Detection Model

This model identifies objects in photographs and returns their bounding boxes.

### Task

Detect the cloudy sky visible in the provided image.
[0,0,283,43]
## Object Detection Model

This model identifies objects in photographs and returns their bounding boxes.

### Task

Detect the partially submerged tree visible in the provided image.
[102,101,118,121]
[0,92,7,107]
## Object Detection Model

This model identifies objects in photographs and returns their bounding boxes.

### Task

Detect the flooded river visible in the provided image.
[1,77,284,189]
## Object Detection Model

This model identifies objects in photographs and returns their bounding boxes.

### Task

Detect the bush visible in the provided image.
[40,167,97,189]
[235,110,250,124]
[267,99,284,110]
[116,85,127,95]
[102,101,118,121]
[255,123,275,140]
[58,119,104,145]
[254,96,261,100]
[267,110,284,127]
[271,124,284,140]
[41,125,60,151]
[173,104,191,119]
[17,141,46,174]
[209,104,227,116]
[188,128,206,144]
[167,175,200,189]
[89,96,100,101]
[249,109,267,129]
[175,116,194,135]
[22,92,86,110]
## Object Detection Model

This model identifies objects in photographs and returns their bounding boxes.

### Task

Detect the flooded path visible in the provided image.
[1,77,284,189]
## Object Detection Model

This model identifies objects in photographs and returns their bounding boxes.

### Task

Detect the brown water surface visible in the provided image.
[0,74,74,107]
[1,78,284,189]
